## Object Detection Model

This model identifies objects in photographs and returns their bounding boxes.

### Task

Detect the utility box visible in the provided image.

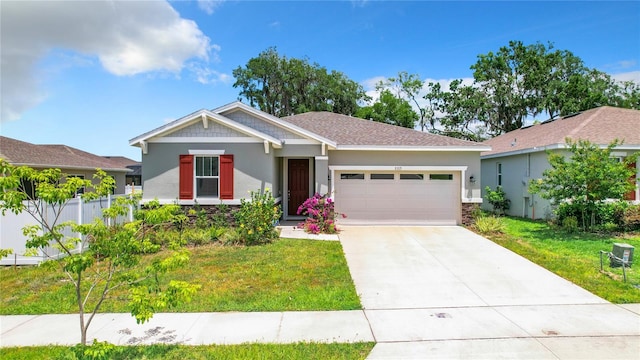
[610,243,634,267]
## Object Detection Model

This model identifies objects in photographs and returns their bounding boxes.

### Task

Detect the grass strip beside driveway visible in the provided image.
[483,217,640,303]
[0,239,361,314]
[0,343,375,360]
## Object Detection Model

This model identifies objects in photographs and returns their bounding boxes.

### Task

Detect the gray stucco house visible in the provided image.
[129,102,489,225]
[481,106,640,219]
[0,136,131,195]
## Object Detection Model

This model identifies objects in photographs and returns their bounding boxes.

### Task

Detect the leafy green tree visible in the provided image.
[528,139,637,231]
[233,47,369,117]
[425,41,638,140]
[0,160,199,345]
[355,89,418,128]
[379,71,431,131]
[424,79,489,141]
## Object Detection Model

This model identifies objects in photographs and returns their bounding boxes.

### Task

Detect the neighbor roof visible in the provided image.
[282,112,489,150]
[0,136,130,172]
[482,106,640,157]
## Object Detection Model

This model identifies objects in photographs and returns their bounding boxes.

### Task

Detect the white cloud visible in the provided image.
[198,0,224,15]
[611,71,640,84]
[1,1,216,122]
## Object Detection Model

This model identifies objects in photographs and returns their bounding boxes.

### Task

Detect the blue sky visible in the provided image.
[2,1,639,161]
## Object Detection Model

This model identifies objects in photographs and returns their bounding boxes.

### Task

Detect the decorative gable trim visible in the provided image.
[129,109,282,151]
[213,102,337,148]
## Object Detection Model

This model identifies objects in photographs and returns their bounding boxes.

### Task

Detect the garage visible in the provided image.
[333,170,461,225]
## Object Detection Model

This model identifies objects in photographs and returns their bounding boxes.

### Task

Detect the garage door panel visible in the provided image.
[335,171,460,224]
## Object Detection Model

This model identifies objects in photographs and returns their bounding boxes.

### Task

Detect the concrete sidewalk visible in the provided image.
[1,311,373,347]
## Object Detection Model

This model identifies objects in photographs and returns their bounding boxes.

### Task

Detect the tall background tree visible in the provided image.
[233,47,369,117]
[354,89,418,128]
[425,41,640,140]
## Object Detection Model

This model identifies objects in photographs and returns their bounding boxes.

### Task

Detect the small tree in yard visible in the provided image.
[529,139,637,231]
[0,160,200,345]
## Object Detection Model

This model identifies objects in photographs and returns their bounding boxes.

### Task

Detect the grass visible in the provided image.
[481,216,640,303]
[0,342,375,360]
[0,239,361,314]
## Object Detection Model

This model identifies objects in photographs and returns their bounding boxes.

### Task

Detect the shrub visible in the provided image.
[235,189,281,245]
[213,203,231,228]
[485,186,510,215]
[555,200,628,232]
[220,227,243,245]
[209,226,226,242]
[182,228,211,246]
[473,215,506,234]
[561,216,579,233]
[297,193,344,234]
[623,204,640,231]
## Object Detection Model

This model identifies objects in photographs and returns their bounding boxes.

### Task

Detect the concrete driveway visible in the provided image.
[339,226,640,359]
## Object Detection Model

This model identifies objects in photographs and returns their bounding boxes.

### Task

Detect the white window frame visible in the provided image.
[497,163,503,187]
[194,155,220,198]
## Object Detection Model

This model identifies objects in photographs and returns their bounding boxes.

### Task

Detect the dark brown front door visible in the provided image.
[288,159,309,216]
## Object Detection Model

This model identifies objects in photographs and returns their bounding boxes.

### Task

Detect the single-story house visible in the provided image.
[129,102,490,225]
[0,136,131,194]
[481,106,640,219]
[103,156,142,189]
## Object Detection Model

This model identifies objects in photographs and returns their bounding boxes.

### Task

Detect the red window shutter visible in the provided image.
[220,154,234,200]
[179,155,194,200]
[625,162,637,201]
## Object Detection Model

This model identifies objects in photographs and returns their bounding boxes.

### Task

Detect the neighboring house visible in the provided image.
[481,106,640,219]
[129,102,489,225]
[0,136,131,195]
[103,156,142,188]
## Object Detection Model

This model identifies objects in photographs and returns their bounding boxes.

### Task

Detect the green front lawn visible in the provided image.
[0,239,361,314]
[0,343,375,360]
[482,217,640,303]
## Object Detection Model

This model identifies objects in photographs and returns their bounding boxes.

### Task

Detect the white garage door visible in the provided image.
[334,171,460,225]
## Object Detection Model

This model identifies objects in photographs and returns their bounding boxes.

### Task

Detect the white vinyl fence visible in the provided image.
[0,195,137,266]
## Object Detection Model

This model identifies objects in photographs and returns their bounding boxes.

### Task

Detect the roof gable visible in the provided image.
[213,102,336,146]
[0,136,130,172]
[129,108,283,151]
[482,106,640,157]
[282,112,489,150]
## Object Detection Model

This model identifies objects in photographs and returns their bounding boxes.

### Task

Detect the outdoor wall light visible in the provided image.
[469,175,476,183]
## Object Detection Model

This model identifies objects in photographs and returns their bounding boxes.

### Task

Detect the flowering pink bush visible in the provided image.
[297,193,345,234]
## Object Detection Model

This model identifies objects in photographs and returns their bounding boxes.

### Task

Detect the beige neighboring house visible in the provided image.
[130,101,490,225]
[481,106,640,219]
[0,136,131,195]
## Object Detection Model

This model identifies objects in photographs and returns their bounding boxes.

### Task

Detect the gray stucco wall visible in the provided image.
[142,142,276,202]
[328,150,483,201]
[481,151,560,219]
[63,169,126,195]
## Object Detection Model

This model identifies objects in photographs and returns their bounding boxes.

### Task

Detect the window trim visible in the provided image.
[497,163,502,186]
[340,173,365,180]
[370,173,395,180]
[429,174,454,181]
[194,155,220,198]
[400,174,424,180]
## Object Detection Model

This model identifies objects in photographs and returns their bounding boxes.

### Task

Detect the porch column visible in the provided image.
[314,156,329,195]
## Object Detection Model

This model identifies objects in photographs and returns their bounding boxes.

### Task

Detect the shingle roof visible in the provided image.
[0,136,130,172]
[103,156,140,168]
[282,112,487,148]
[482,106,640,157]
